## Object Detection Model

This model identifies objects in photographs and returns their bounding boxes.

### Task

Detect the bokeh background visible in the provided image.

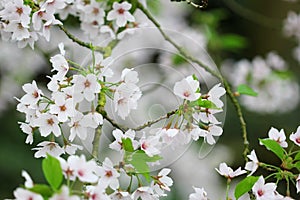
[1,0,300,199]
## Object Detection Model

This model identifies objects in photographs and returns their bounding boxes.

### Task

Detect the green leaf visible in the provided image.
[171,54,186,65]
[42,155,63,190]
[295,152,300,161]
[128,150,161,182]
[192,74,198,81]
[219,34,247,51]
[29,184,53,198]
[259,139,285,160]
[294,161,300,170]
[237,84,258,97]
[122,138,134,152]
[196,99,219,109]
[235,176,259,199]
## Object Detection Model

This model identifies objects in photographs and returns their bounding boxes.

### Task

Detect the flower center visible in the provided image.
[183,91,190,97]
[38,11,44,17]
[78,169,84,177]
[118,98,127,105]
[92,7,99,15]
[84,80,91,88]
[118,8,125,14]
[65,167,74,177]
[257,189,264,197]
[47,118,54,126]
[60,105,67,112]
[141,142,148,150]
[32,91,39,98]
[105,170,113,177]
[16,7,23,15]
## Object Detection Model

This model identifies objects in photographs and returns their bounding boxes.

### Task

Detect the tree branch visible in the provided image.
[133,109,178,131]
[137,2,249,160]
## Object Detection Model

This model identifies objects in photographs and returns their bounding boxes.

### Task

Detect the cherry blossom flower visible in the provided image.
[17,31,38,49]
[267,127,288,148]
[245,150,259,176]
[20,80,43,108]
[289,126,300,146]
[207,83,226,108]
[140,135,161,157]
[81,0,105,25]
[189,187,208,200]
[0,0,31,27]
[94,54,114,79]
[41,0,67,14]
[266,52,287,70]
[64,155,99,183]
[32,9,57,31]
[96,157,120,190]
[50,53,69,81]
[21,170,33,188]
[153,168,173,194]
[107,2,135,27]
[72,74,101,102]
[173,76,201,101]
[63,143,83,155]
[13,188,43,200]
[33,141,64,158]
[49,185,80,200]
[114,82,142,119]
[50,93,75,122]
[284,11,300,39]
[121,68,139,84]
[132,186,159,200]
[81,111,103,128]
[198,124,223,145]
[68,112,88,141]
[110,191,132,200]
[215,162,246,179]
[109,129,138,151]
[33,113,61,137]
[158,128,179,145]
[86,183,110,200]
[41,18,62,41]
[19,122,34,144]
[252,176,277,200]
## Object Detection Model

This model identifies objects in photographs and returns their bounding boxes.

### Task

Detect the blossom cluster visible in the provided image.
[12,33,227,199]
[0,0,143,48]
[16,43,142,158]
[211,126,300,200]
[222,52,299,113]
[284,11,300,64]
[12,154,173,200]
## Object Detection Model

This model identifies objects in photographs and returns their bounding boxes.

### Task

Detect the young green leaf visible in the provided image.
[237,84,258,97]
[294,151,300,161]
[219,34,248,51]
[29,184,53,198]
[122,138,134,152]
[294,161,300,170]
[234,176,259,199]
[196,99,219,109]
[128,150,161,182]
[259,139,285,160]
[42,154,63,190]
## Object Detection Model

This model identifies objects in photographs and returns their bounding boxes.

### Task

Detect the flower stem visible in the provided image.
[226,178,231,200]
